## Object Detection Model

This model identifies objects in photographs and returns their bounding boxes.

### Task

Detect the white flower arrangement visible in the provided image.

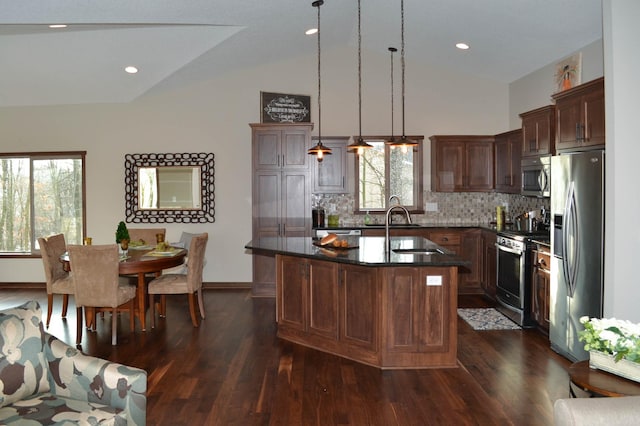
[579,316,640,363]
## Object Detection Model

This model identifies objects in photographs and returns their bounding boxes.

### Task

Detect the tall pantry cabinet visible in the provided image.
[250,123,313,297]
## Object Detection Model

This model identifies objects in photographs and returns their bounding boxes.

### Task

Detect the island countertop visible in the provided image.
[245,236,470,268]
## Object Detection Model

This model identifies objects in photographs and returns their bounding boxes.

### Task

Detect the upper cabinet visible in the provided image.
[552,77,605,152]
[430,135,494,192]
[520,105,555,157]
[494,129,522,194]
[311,137,348,194]
[252,123,313,170]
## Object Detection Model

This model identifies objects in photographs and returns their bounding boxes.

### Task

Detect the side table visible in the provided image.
[569,360,640,397]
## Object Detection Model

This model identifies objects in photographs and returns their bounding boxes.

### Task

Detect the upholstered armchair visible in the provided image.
[0,301,147,425]
[38,233,74,328]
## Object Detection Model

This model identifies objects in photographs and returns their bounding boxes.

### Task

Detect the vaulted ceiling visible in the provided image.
[0,0,602,107]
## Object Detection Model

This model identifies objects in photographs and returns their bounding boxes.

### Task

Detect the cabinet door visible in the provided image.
[253,129,282,169]
[339,264,378,351]
[281,170,310,237]
[465,141,494,191]
[583,85,605,147]
[277,256,307,331]
[432,140,465,192]
[482,231,497,300]
[253,170,281,238]
[282,129,310,169]
[555,95,583,150]
[495,131,522,194]
[509,132,522,192]
[312,138,348,193]
[459,230,483,294]
[521,106,554,157]
[308,260,339,339]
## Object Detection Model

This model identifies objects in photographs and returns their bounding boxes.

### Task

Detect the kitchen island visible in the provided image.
[245,236,469,369]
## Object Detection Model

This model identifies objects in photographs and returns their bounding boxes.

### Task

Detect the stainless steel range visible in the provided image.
[495,229,549,327]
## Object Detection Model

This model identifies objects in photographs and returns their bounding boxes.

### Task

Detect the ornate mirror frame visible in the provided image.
[125,152,215,223]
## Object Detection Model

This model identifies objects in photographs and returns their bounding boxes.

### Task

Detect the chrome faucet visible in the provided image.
[389,195,401,206]
[385,204,412,252]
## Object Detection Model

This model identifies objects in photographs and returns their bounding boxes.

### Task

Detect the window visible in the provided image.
[0,152,85,255]
[354,137,423,213]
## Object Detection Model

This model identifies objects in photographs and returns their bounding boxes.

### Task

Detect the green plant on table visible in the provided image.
[115,221,130,243]
[579,316,640,363]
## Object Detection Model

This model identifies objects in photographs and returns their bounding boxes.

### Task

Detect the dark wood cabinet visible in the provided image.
[520,105,555,157]
[531,244,551,334]
[481,230,497,300]
[494,129,522,194]
[251,123,313,297]
[458,229,483,294]
[430,135,495,192]
[552,77,605,152]
[312,137,348,193]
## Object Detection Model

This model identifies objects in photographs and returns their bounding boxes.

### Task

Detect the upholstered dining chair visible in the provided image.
[67,244,137,346]
[148,232,208,328]
[128,228,166,245]
[38,234,74,328]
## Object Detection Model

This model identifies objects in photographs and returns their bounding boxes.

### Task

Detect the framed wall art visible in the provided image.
[554,52,582,93]
[260,91,311,123]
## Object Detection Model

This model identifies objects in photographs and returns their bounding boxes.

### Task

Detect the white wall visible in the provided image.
[0,44,508,283]
[509,40,604,129]
[602,0,640,321]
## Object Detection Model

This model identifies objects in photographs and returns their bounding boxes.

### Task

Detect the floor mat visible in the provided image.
[457,308,521,330]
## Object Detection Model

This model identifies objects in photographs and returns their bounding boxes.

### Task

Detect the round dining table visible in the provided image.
[61,246,187,331]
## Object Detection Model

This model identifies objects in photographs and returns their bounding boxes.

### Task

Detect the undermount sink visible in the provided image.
[392,247,444,255]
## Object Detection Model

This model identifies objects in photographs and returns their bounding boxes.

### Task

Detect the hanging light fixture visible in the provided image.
[390,0,418,154]
[385,47,397,145]
[307,0,332,162]
[347,0,373,155]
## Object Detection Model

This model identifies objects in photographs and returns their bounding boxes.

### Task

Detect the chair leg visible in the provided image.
[61,294,69,318]
[129,299,135,332]
[47,294,54,328]
[197,288,205,319]
[149,293,156,329]
[188,293,199,327]
[160,295,167,317]
[112,307,118,346]
[76,307,83,346]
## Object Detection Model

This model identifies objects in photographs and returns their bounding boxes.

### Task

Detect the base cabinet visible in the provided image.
[481,230,497,300]
[531,245,551,334]
[276,255,458,369]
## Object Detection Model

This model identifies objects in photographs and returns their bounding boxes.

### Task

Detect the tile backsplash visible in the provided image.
[315,191,546,226]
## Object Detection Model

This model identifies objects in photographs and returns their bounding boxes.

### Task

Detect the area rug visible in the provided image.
[457,308,521,330]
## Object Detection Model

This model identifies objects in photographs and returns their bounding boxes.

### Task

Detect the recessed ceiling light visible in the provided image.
[124,66,139,74]
[456,42,470,50]
[306,28,318,35]
[48,24,68,29]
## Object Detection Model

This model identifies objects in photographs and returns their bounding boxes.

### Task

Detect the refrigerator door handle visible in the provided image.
[563,182,579,297]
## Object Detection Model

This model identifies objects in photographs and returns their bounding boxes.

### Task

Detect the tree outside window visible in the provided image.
[0,152,85,254]
[355,137,423,213]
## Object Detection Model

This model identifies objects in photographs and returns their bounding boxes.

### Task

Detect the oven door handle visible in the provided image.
[495,243,522,256]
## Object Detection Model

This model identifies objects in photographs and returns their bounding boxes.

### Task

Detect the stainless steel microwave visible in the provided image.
[521,156,551,197]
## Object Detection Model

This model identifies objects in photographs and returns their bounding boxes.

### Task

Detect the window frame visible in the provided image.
[0,151,86,258]
[353,135,424,214]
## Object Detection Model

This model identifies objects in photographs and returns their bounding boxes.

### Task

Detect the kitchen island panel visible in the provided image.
[339,264,379,351]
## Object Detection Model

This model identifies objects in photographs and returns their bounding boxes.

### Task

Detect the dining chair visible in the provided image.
[148,233,208,328]
[128,228,166,245]
[67,244,137,346]
[38,234,74,328]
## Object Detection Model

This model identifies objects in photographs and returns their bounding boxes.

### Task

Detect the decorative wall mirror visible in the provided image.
[125,153,215,223]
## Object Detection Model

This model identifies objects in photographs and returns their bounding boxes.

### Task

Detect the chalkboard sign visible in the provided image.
[261,91,311,123]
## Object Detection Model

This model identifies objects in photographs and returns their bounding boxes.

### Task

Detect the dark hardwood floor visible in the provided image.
[0,289,572,425]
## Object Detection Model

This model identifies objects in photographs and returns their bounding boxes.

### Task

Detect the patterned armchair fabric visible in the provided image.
[0,301,146,425]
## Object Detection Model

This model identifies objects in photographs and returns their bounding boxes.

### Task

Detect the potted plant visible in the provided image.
[115,221,130,249]
[579,316,640,382]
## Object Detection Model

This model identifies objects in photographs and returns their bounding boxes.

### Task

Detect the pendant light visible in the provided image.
[386,47,397,145]
[390,0,418,154]
[307,0,332,162]
[347,0,373,155]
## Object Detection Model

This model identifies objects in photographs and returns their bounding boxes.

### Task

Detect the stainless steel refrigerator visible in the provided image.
[550,150,605,361]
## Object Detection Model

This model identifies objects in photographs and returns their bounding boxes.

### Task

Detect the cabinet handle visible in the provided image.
[342,176,345,189]
[442,237,449,242]
[529,139,537,152]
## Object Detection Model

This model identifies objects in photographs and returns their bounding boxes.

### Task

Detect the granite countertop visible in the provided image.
[245,236,470,268]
